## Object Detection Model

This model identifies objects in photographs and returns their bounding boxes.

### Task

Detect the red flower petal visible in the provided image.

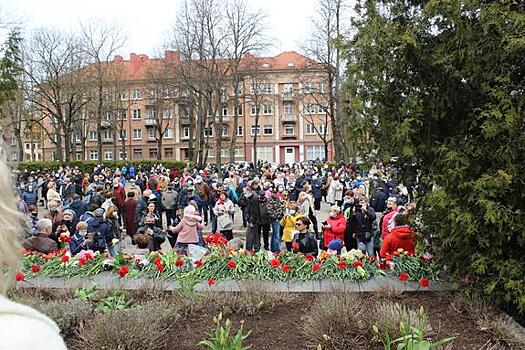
[338,261,347,269]
[118,265,129,278]
[281,264,290,273]
[61,255,70,263]
[208,277,216,286]
[352,261,362,268]
[419,278,430,288]
[312,263,321,273]
[194,260,203,268]
[31,265,41,273]
[226,260,237,269]
[15,272,25,282]
[304,255,315,262]
[270,258,280,268]
[175,259,184,267]
[399,272,409,282]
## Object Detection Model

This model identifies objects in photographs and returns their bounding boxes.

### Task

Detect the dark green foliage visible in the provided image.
[12,159,191,174]
[0,27,22,107]
[346,0,525,318]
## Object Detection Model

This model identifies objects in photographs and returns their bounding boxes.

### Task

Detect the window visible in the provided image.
[222,105,228,116]
[234,105,243,116]
[303,82,314,93]
[284,125,295,135]
[263,125,273,135]
[221,126,229,137]
[220,149,229,157]
[133,149,143,159]
[164,148,173,158]
[117,109,127,120]
[76,153,82,161]
[283,84,293,93]
[148,90,157,98]
[149,148,158,159]
[235,147,244,157]
[119,129,127,140]
[164,128,173,139]
[25,143,30,150]
[75,134,81,143]
[284,103,293,115]
[148,128,156,139]
[319,83,325,93]
[105,111,111,120]
[119,151,128,160]
[305,103,316,114]
[262,83,272,94]
[132,89,141,99]
[103,130,112,140]
[104,151,113,160]
[306,123,316,135]
[163,89,172,98]
[133,128,142,140]
[89,150,98,160]
[204,127,213,137]
[318,124,328,134]
[236,125,244,136]
[182,127,190,139]
[255,146,273,162]
[250,105,260,116]
[263,103,272,115]
[118,91,126,100]
[179,105,189,117]
[132,109,141,119]
[163,108,172,119]
[318,105,328,113]
[147,108,157,119]
[306,145,325,161]
[88,131,97,141]
[250,84,259,95]
[250,125,260,135]
[220,87,227,102]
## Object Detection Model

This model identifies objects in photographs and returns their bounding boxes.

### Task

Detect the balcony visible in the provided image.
[281,92,295,101]
[145,119,157,127]
[282,114,297,123]
[102,138,113,143]
[281,133,297,139]
[101,120,112,128]
[180,116,191,125]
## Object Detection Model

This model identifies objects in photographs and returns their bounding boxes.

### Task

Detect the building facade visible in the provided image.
[41,51,333,164]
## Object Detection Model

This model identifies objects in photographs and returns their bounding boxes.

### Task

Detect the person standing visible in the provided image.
[213,192,235,240]
[321,205,347,250]
[162,184,179,227]
[122,192,138,239]
[280,202,303,251]
[266,189,284,253]
[291,216,318,257]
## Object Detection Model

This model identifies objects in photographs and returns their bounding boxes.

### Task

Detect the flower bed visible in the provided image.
[19,243,439,289]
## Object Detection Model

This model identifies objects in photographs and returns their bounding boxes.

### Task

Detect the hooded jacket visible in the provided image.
[171,213,203,244]
[380,225,415,258]
[87,217,110,251]
[323,213,347,248]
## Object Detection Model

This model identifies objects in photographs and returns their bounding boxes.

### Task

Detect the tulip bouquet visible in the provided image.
[390,249,439,284]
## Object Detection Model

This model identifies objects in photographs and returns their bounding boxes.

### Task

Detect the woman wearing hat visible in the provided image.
[321,205,347,250]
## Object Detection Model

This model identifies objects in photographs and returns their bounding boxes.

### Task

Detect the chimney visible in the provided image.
[130,53,139,61]
[113,55,123,62]
[165,50,180,61]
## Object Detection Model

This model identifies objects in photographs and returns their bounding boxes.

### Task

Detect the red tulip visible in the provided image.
[304,255,315,262]
[15,272,25,282]
[226,260,237,269]
[291,242,299,251]
[312,263,321,273]
[385,255,392,261]
[270,258,280,268]
[118,265,129,278]
[419,278,430,288]
[175,259,184,267]
[31,265,41,273]
[61,255,70,263]
[208,277,216,286]
[399,272,409,282]
[152,257,161,265]
[156,263,164,272]
[194,260,203,268]
[337,261,347,269]
[352,261,363,268]
[281,264,290,273]
[78,258,86,266]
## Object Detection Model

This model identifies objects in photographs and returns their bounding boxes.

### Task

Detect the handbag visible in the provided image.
[218,213,233,229]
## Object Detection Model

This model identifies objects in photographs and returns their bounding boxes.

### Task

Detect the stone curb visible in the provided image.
[23,272,451,293]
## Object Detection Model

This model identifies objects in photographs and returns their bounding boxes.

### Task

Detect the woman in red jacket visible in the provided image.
[321,205,347,249]
[380,213,415,258]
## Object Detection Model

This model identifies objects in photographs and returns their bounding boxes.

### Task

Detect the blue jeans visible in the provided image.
[270,220,281,253]
[357,239,374,256]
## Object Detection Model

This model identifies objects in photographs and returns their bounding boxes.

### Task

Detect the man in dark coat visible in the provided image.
[123,191,138,238]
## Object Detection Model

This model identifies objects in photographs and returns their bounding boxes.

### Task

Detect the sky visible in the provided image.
[1,0,319,59]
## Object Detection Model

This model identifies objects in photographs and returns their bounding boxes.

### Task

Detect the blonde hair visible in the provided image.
[0,161,24,294]
[76,221,88,231]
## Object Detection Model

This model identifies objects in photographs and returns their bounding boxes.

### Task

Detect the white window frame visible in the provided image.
[147,108,157,119]
[104,150,113,160]
[132,89,141,100]
[103,130,112,140]
[305,103,316,114]
[163,108,172,119]
[284,125,295,135]
[263,102,272,115]
[117,109,127,120]
[182,127,190,139]
[221,126,229,137]
[235,147,244,157]
[222,106,228,116]
[306,123,316,135]
[164,128,173,139]
[132,109,141,119]
[318,124,328,135]
[263,125,273,135]
[234,105,243,116]
[133,149,143,159]
[119,151,128,160]
[88,131,97,141]
[306,145,325,161]
[250,125,261,136]
[250,105,260,116]
[119,129,127,140]
[133,128,142,140]
[284,103,293,115]
[283,84,293,93]
[148,128,156,139]
[236,125,244,136]
[204,127,213,137]
[262,83,272,94]
[89,150,98,160]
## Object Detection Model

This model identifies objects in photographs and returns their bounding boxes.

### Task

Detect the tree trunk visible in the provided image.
[230,81,240,164]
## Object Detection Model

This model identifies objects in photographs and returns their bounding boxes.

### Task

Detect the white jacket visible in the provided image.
[0,294,67,349]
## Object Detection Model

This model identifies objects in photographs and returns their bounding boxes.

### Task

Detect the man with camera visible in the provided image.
[348,198,377,255]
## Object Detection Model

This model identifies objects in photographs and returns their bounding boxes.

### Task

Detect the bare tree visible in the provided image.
[300,99,331,161]
[23,27,89,162]
[223,0,268,164]
[79,19,126,164]
[302,0,350,162]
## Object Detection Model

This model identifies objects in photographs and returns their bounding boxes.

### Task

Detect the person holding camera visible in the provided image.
[135,213,167,252]
[348,199,376,255]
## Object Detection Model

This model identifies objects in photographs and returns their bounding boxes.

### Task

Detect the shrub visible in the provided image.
[301,293,370,349]
[24,298,92,337]
[218,288,296,317]
[74,301,180,350]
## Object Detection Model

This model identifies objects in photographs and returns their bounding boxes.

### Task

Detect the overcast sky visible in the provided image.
[1,0,320,58]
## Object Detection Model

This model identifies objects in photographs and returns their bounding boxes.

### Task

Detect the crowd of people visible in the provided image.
[12,161,417,260]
